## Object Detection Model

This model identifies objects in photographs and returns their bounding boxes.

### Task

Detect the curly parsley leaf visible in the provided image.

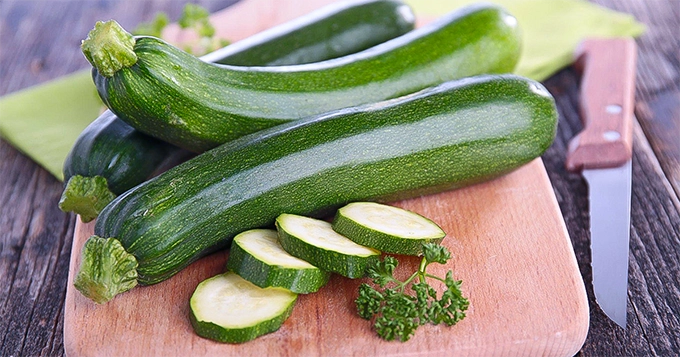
[367,255,399,287]
[178,3,215,38]
[133,12,170,38]
[356,242,469,342]
[133,3,229,56]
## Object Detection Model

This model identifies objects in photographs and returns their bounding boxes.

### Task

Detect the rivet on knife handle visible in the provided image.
[566,38,637,171]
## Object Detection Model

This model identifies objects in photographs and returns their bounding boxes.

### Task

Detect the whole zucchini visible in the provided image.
[60,0,416,222]
[83,3,522,152]
[74,74,558,303]
[203,0,415,66]
[59,112,191,222]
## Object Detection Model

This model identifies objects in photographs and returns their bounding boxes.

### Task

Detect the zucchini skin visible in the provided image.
[62,0,415,218]
[331,202,446,256]
[62,111,185,195]
[275,215,380,279]
[226,229,331,294]
[92,3,522,152]
[204,0,415,66]
[93,74,558,286]
[189,272,297,344]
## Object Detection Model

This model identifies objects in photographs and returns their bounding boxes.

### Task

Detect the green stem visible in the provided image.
[81,20,137,77]
[417,257,429,283]
[424,273,446,284]
[73,236,138,304]
[397,257,429,292]
[58,175,117,222]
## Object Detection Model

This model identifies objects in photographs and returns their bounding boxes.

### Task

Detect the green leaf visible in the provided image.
[133,12,170,37]
[367,255,398,288]
[179,3,215,37]
[422,242,451,265]
[356,244,469,341]
[356,283,384,320]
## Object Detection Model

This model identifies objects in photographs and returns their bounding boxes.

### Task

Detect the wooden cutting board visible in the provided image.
[63,1,589,356]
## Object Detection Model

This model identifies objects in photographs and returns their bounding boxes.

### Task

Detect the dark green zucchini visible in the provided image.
[60,0,416,221]
[203,0,415,66]
[59,112,190,222]
[73,74,558,303]
[83,3,522,152]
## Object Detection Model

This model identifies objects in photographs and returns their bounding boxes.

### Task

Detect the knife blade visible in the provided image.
[566,37,637,328]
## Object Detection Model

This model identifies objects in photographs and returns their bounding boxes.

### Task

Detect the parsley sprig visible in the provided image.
[356,243,469,342]
[134,3,229,56]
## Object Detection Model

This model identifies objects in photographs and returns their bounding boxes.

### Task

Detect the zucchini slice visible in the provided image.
[332,202,446,256]
[189,272,297,344]
[227,229,330,293]
[276,214,380,279]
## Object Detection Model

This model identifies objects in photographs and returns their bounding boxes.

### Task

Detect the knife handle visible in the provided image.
[566,38,637,171]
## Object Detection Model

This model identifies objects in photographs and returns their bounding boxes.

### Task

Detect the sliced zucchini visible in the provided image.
[226,229,330,294]
[332,202,446,256]
[275,214,380,279]
[189,272,297,344]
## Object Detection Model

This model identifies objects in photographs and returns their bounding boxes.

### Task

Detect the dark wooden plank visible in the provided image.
[1,0,679,356]
[592,0,680,202]
[0,2,234,356]
[543,68,680,356]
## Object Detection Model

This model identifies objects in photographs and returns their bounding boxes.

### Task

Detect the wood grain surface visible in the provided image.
[64,159,588,357]
[2,0,680,356]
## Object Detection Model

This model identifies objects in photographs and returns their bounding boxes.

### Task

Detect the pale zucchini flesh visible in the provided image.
[227,229,330,293]
[189,272,297,343]
[276,213,380,278]
[332,202,446,255]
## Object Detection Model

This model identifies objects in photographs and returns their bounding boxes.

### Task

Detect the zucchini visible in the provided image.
[60,0,415,221]
[276,214,380,278]
[202,0,415,66]
[59,111,191,222]
[226,229,330,293]
[332,202,446,256]
[83,3,522,152]
[189,272,297,344]
[74,74,558,303]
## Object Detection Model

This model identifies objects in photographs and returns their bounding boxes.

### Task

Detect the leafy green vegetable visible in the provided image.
[356,243,469,342]
[178,3,214,37]
[132,3,229,56]
[133,11,169,37]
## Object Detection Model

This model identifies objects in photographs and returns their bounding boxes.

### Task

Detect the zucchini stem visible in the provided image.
[74,236,138,304]
[81,20,137,77]
[58,175,117,222]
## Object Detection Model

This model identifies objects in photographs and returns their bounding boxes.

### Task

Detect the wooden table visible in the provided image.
[1,0,678,355]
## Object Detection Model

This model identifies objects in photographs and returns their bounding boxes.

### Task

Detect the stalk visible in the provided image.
[81,20,137,77]
[59,175,116,222]
[74,236,138,304]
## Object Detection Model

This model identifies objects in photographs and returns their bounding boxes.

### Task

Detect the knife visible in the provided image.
[566,37,637,328]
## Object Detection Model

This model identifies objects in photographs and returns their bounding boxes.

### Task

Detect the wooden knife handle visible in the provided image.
[565,38,637,171]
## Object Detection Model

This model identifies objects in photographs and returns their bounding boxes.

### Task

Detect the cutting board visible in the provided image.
[63,1,589,356]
